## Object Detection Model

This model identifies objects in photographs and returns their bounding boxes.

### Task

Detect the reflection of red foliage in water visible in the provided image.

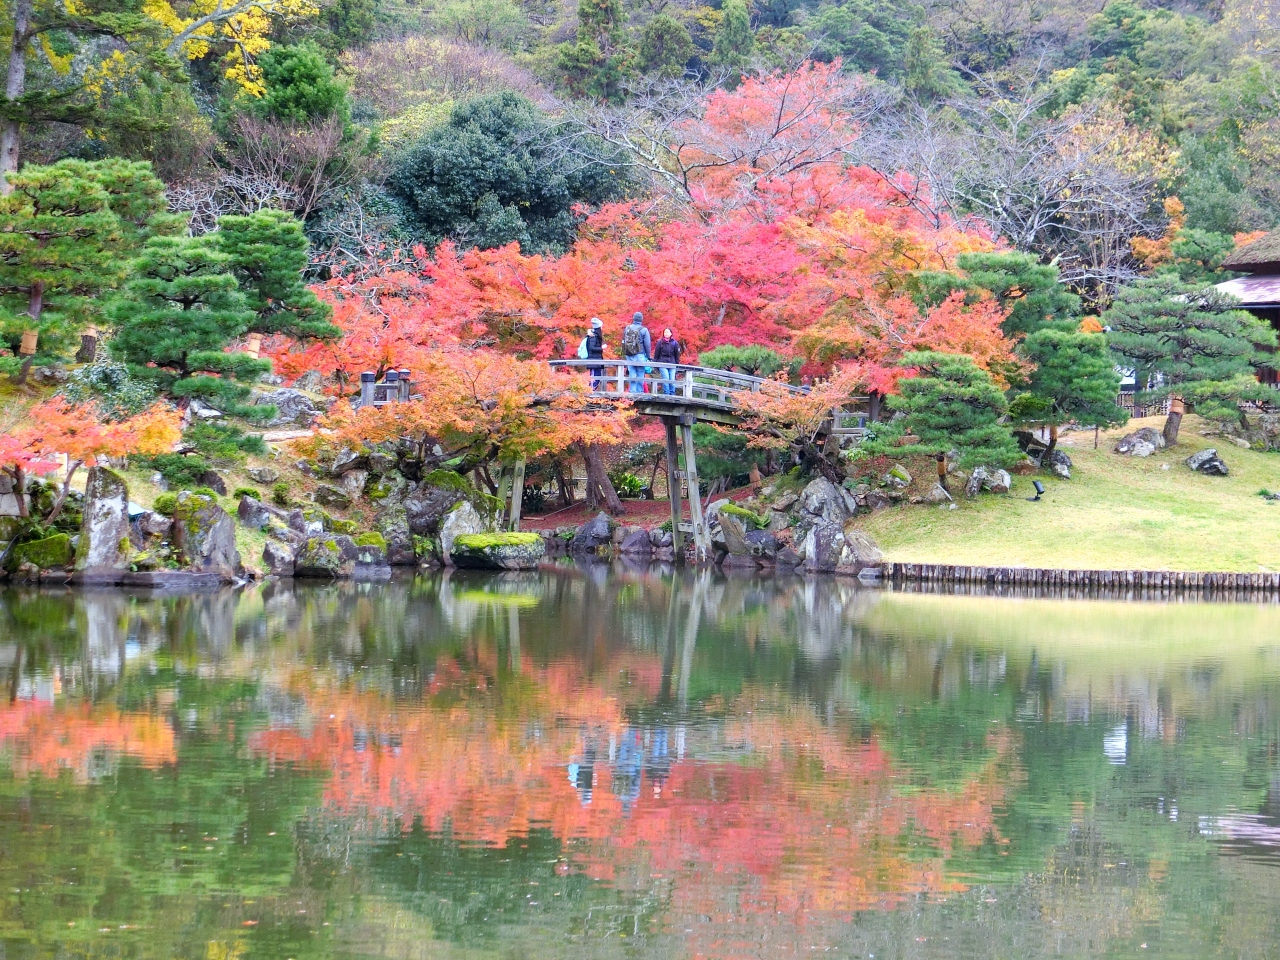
[0,701,176,779]
[252,657,1015,922]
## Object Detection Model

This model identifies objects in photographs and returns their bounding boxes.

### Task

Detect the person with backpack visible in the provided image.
[577,317,606,390]
[622,311,651,393]
[652,327,682,395]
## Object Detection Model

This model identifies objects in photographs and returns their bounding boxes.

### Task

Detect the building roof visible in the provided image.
[1221,230,1280,272]
[1216,275,1280,307]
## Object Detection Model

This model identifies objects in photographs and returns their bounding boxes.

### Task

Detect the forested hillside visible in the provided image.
[4,0,1276,304]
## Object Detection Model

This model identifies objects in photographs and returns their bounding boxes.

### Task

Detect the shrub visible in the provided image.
[272,482,291,507]
[608,470,644,499]
[138,453,211,489]
[190,486,220,499]
[184,421,267,464]
[59,359,157,419]
[153,493,178,516]
[233,486,259,500]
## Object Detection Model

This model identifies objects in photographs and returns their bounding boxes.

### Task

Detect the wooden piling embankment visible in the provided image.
[886,563,1280,602]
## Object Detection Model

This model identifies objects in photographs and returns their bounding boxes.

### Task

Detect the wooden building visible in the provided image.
[1216,230,1280,386]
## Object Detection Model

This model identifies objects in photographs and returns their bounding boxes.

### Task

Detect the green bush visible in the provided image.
[152,493,179,516]
[272,482,291,507]
[190,486,220,499]
[608,470,644,498]
[138,453,211,489]
[184,421,267,464]
[354,532,387,549]
[233,486,259,501]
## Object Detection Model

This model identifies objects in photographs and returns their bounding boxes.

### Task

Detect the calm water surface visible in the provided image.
[3,568,1280,959]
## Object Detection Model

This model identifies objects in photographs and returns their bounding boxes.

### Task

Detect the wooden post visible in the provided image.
[243,332,262,359]
[359,372,376,408]
[496,464,512,525]
[683,368,693,399]
[664,418,685,558]
[509,458,526,531]
[616,363,625,393]
[680,419,709,561]
[76,324,98,363]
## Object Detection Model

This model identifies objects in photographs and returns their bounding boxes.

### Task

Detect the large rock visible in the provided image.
[882,465,911,489]
[717,512,755,557]
[1115,427,1165,457]
[74,467,132,582]
[374,500,416,565]
[339,469,369,502]
[353,539,393,579]
[10,534,73,572]
[237,495,276,530]
[1186,448,1229,476]
[798,478,856,525]
[925,482,953,504]
[965,465,1011,496]
[569,512,613,554]
[438,501,491,566]
[404,477,473,536]
[248,465,279,484]
[313,484,352,509]
[295,534,359,578]
[802,521,882,575]
[619,529,653,556]
[262,539,295,577]
[744,529,779,559]
[171,492,241,579]
[255,388,322,427]
[1047,449,1072,480]
[331,447,369,476]
[450,532,546,570]
[199,470,228,495]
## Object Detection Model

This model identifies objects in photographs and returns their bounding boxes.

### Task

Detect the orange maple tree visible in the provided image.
[0,398,180,520]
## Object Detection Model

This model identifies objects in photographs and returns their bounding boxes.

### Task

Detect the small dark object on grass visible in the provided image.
[1026,480,1045,502]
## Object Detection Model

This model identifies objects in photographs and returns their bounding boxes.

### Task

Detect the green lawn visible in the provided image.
[854,415,1280,573]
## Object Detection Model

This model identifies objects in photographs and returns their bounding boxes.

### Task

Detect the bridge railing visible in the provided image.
[549,359,806,405]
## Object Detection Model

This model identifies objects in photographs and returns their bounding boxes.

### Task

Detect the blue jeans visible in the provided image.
[660,366,677,395]
[626,354,647,393]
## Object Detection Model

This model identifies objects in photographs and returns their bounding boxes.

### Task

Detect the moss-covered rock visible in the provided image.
[75,466,132,583]
[451,531,545,570]
[354,531,387,549]
[11,533,73,571]
[171,492,241,579]
[718,503,769,529]
[294,533,359,578]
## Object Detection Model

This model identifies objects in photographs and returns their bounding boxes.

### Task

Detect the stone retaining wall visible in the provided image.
[888,562,1280,594]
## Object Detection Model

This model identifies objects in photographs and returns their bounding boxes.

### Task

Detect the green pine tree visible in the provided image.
[639,14,695,78]
[0,159,169,375]
[712,0,755,78]
[215,210,338,340]
[1104,275,1277,445]
[108,235,270,419]
[250,41,351,126]
[864,351,1023,468]
[956,252,1081,337]
[1010,329,1127,464]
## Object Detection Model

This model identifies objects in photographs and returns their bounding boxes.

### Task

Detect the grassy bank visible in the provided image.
[854,415,1280,573]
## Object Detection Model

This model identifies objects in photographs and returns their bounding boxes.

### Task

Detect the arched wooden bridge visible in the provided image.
[549,359,866,561]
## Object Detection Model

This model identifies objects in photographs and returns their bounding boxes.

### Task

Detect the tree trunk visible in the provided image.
[8,466,28,519]
[579,442,623,515]
[11,280,42,384]
[45,461,79,525]
[555,463,574,508]
[1042,423,1059,466]
[799,439,841,483]
[1163,399,1184,448]
[1,0,31,190]
[868,390,882,423]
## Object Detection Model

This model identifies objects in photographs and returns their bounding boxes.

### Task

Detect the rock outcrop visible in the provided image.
[295,534,360,578]
[450,532,546,570]
[569,512,614,554]
[171,492,241,579]
[1114,427,1165,457]
[74,467,133,583]
[1186,447,1229,476]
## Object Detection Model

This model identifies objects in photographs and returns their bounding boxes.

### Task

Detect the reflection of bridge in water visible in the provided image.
[549,360,863,561]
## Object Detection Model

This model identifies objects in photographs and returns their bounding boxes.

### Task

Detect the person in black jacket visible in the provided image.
[583,317,605,389]
[652,327,682,395]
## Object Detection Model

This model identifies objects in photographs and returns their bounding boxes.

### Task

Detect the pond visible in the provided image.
[2,568,1280,959]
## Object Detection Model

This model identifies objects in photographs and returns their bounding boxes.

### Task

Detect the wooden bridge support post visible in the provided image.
[509,458,526,531]
[680,418,711,562]
[496,465,512,527]
[663,419,685,558]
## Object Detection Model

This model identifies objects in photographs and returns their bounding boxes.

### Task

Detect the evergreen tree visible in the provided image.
[0,159,171,376]
[865,351,1022,468]
[1010,329,1127,464]
[250,41,350,125]
[108,235,270,418]
[1104,275,1277,445]
[712,0,754,77]
[639,14,695,78]
[955,252,1081,337]
[216,210,338,340]
[557,0,632,100]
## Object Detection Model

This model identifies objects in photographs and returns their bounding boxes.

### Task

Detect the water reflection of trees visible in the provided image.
[4,574,1280,957]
